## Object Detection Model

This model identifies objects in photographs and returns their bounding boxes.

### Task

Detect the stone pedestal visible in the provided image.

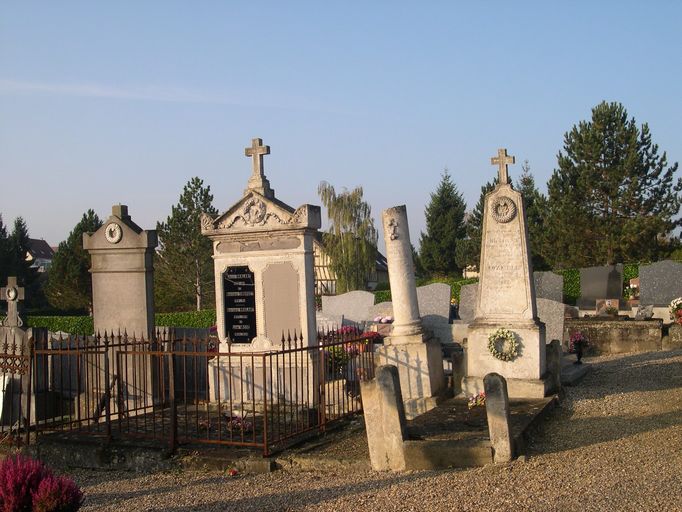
[380,206,445,417]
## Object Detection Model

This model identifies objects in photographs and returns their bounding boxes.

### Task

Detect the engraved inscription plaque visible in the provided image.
[223,266,257,343]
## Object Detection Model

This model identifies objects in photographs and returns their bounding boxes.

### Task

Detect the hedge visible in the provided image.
[558,269,580,305]
[26,316,94,335]
[26,310,217,335]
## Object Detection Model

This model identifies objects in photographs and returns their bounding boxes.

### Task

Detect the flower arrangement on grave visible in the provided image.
[669,297,682,325]
[467,391,486,410]
[569,330,589,364]
[373,315,394,324]
[487,328,518,362]
[623,284,639,300]
[224,414,254,434]
[345,331,382,355]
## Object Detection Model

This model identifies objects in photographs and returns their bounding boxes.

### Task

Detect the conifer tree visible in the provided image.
[155,177,218,311]
[0,215,10,287]
[455,178,498,271]
[46,210,102,312]
[318,182,378,293]
[419,170,467,277]
[517,161,549,270]
[544,101,681,267]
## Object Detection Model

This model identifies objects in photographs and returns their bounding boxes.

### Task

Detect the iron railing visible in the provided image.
[0,326,375,456]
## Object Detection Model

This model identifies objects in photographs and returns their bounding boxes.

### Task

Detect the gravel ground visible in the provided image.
[68,350,682,512]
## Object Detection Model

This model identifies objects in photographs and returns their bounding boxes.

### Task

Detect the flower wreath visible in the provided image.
[487,328,518,362]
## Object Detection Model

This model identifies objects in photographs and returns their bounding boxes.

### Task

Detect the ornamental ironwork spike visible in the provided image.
[281,331,286,344]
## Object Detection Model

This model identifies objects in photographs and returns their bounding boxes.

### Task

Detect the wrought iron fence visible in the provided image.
[0,326,375,456]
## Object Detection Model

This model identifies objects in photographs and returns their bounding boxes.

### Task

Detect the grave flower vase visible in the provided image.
[574,343,583,365]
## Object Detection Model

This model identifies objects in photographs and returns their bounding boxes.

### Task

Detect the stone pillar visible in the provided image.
[382,206,421,338]
[483,372,514,463]
[83,205,157,337]
[360,365,408,471]
[375,205,445,418]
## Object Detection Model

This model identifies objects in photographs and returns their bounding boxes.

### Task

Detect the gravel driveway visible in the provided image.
[71,350,682,512]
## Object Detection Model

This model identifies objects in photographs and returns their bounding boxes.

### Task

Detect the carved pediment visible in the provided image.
[201,192,320,236]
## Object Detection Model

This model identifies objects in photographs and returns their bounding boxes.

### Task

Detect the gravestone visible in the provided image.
[536,298,565,346]
[83,205,157,337]
[639,260,682,307]
[417,283,451,327]
[463,149,549,399]
[483,373,513,463]
[201,138,321,403]
[321,291,375,325]
[375,205,445,418]
[458,283,478,323]
[576,264,623,310]
[533,271,563,303]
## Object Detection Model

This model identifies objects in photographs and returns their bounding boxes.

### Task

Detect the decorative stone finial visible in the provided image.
[491,148,515,185]
[244,138,274,199]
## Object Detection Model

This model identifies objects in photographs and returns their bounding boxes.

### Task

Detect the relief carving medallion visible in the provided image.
[104,222,123,244]
[387,218,399,240]
[491,196,517,224]
[243,198,267,225]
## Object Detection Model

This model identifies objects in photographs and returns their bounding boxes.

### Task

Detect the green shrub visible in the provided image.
[623,263,639,285]
[373,276,479,304]
[155,310,216,328]
[26,316,94,335]
[558,268,580,305]
[374,290,392,303]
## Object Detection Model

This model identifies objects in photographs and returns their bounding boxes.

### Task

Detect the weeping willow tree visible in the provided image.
[318,182,378,293]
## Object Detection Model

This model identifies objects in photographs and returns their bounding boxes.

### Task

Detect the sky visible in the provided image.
[1,1,681,251]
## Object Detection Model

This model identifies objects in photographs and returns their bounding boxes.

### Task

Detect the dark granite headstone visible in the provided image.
[639,260,682,307]
[533,271,563,302]
[223,266,256,343]
[576,264,623,310]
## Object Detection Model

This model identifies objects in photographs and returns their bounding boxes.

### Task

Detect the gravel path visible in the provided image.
[69,350,682,512]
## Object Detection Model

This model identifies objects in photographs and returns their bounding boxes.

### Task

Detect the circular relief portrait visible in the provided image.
[491,196,517,223]
[105,222,123,244]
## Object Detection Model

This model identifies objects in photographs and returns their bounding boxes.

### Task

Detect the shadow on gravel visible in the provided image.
[578,350,682,398]
[531,409,682,454]
[146,472,439,511]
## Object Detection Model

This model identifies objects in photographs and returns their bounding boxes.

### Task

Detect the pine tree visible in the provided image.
[0,215,10,287]
[155,177,218,311]
[419,170,467,277]
[455,178,498,271]
[45,210,103,312]
[318,182,378,293]
[544,101,681,267]
[517,161,549,270]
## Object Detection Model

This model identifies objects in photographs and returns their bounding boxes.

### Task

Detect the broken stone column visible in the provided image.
[483,372,514,463]
[375,205,445,418]
[360,365,407,471]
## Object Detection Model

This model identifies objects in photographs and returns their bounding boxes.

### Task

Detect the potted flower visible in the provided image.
[569,331,589,364]
[669,297,682,325]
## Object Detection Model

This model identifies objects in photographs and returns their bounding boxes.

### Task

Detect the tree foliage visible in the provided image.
[419,170,467,277]
[517,161,549,270]
[45,210,102,312]
[155,177,218,312]
[455,178,499,271]
[544,101,681,267]
[318,182,378,293]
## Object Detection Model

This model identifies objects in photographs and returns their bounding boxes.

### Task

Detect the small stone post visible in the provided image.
[545,339,562,394]
[360,365,408,471]
[483,372,514,463]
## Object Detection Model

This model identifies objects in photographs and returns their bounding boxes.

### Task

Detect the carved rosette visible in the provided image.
[491,196,517,224]
[200,212,214,233]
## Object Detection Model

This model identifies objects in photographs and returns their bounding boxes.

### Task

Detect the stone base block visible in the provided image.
[461,374,552,399]
[466,320,546,382]
[375,337,446,417]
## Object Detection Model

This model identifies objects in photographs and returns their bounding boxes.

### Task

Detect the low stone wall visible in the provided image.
[563,318,663,355]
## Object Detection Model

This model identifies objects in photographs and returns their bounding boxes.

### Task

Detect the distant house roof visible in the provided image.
[27,239,55,260]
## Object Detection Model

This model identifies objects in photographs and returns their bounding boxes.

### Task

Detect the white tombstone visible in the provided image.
[201,138,321,404]
[462,149,549,399]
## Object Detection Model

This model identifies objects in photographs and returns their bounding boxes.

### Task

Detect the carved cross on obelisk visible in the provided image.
[491,148,515,185]
[1,276,25,327]
[244,137,274,198]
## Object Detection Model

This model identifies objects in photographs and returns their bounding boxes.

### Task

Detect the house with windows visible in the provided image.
[26,238,55,272]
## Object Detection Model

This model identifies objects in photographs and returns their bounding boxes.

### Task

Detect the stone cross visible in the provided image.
[245,138,270,179]
[491,148,515,185]
[1,276,25,327]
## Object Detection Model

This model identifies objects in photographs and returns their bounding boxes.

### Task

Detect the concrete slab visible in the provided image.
[561,357,591,386]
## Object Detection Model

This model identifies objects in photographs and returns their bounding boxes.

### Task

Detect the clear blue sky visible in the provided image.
[1,1,681,251]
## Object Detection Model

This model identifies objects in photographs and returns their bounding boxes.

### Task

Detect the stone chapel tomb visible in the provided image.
[462,149,550,398]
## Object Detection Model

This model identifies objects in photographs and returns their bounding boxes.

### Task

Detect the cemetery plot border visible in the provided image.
[0,328,375,457]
